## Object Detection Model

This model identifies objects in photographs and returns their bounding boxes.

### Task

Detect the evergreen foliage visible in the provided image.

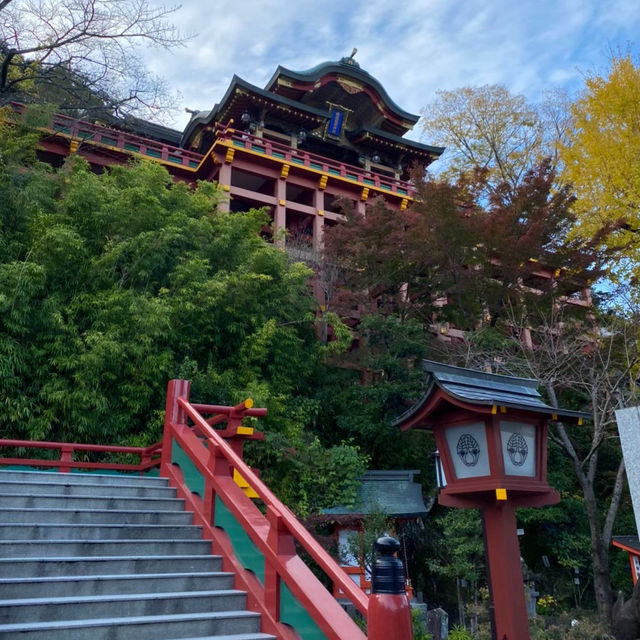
[0,118,364,514]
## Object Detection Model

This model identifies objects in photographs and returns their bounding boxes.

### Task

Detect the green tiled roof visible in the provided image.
[323,470,428,518]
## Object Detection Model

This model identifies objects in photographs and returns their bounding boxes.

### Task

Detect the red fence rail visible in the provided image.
[215,121,415,197]
[7,102,415,199]
[161,379,368,640]
[9,102,204,170]
[0,381,417,640]
[0,438,161,473]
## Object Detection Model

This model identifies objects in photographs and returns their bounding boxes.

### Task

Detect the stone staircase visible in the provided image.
[0,469,276,640]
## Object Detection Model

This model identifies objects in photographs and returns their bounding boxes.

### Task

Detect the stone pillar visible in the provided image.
[616,407,640,534]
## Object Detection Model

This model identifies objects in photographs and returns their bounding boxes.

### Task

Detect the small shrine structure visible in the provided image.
[321,470,429,594]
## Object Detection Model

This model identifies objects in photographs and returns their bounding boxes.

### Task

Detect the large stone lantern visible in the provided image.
[393,360,588,640]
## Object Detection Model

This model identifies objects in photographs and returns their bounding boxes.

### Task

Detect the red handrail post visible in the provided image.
[368,536,413,640]
[161,379,191,471]
[265,505,296,622]
[59,445,73,473]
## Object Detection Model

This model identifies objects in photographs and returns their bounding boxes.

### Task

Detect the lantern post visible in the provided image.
[393,361,588,640]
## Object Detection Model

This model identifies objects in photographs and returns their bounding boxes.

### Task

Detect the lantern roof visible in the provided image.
[393,360,590,429]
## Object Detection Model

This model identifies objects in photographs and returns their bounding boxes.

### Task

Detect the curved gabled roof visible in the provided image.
[392,360,590,429]
[347,125,445,158]
[265,58,420,128]
[181,75,329,147]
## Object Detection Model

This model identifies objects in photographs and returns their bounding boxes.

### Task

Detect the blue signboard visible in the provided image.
[328,109,344,136]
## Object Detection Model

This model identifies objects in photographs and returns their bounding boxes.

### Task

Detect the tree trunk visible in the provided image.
[584,485,614,625]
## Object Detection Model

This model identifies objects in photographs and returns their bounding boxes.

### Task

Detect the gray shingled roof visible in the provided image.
[392,360,590,427]
[322,470,428,518]
[347,125,445,157]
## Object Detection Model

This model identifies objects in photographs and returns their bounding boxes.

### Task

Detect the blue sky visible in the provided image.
[144,0,640,138]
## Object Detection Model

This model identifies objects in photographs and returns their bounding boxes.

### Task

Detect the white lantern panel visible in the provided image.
[500,421,537,477]
[444,422,491,479]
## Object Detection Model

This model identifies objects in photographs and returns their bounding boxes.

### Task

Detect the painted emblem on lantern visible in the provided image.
[457,433,480,467]
[506,432,528,467]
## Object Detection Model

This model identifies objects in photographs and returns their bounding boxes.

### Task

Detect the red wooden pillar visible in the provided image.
[218,163,232,212]
[59,445,73,473]
[264,506,301,640]
[161,379,190,472]
[275,176,286,245]
[482,503,530,640]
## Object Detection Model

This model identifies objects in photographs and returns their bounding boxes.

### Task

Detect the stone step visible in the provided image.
[0,507,193,525]
[1,571,235,599]
[0,610,261,640]
[0,479,176,498]
[0,523,203,541]
[0,590,247,624]
[0,470,270,640]
[0,554,222,578]
[0,493,185,511]
[0,539,212,558]
[0,470,166,488]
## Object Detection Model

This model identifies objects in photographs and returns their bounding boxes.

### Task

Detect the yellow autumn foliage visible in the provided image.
[561,54,640,277]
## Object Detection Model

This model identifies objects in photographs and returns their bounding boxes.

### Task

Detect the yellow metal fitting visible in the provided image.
[233,469,259,498]
[225,148,235,164]
[496,488,507,501]
[244,398,254,409]
[237,426,254,435]
[361,187,369,201]
[317,209,324,216]
[279,199,286,206]
[319,175,328,190]
[491,405,497,415]
[281,164,290,179]
[500,406,507,413]
[400,198,408,210]
[69,140,79,153]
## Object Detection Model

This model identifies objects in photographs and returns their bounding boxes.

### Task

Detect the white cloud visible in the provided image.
[138,0,640,131]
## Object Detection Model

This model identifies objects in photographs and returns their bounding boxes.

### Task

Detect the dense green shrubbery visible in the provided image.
[0,118,364,514]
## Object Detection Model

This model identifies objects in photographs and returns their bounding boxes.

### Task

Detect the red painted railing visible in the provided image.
[0,381,416,639]
[8,102,414,198]
[215,121,415,197]
[161,379,368,640]
[0,438,161,473]
[9,102,204,170]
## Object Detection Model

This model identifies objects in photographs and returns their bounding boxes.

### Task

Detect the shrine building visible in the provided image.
[16,53,593,316]
[26,52,444,253]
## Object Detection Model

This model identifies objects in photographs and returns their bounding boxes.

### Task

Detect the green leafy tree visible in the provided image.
[427,509,485,628]
[421,85,571,193]
[0,121,364,516]
[321,161,629,627]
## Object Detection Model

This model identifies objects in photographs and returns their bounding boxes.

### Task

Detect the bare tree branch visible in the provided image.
[0,0,189,120]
